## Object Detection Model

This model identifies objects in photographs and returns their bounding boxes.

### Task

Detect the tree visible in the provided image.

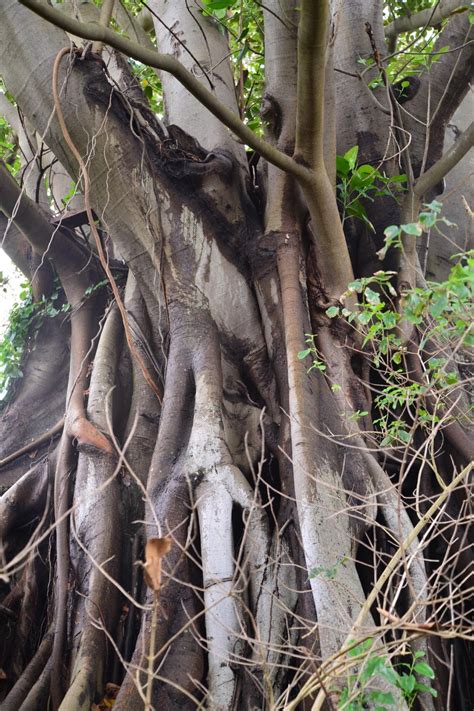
[0,0,472,709]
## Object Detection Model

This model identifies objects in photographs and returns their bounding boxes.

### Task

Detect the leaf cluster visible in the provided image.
[339,641,437,710]
[300,209,473,450]
[336,146,406,231]
[0,282,70,406]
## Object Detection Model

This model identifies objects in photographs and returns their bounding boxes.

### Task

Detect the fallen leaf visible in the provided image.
[144,536,172,592]
[91,683,120,709]
[105,682,120,697]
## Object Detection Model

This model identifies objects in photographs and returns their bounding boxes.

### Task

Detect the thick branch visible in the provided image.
[405,13,473,172]
[385,1,468,38]
[414,120,474,197]
[18,0,307,180]
[0,162,88,284]
[0,213,31,277]
[92,0,115,54]
[295,0,328,168]
[0,162,111,454]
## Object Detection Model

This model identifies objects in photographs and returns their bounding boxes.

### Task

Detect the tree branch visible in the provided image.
[18,0,308,181]
[385,1,468,39]
[0,212,31,277]
[92,0,115,54]
[414,120,474,197]
[404,13,473,173]
[295,0,328,168]
[0,161,89,281]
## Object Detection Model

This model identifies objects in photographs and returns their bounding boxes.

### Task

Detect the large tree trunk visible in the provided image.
[0,1,472,710]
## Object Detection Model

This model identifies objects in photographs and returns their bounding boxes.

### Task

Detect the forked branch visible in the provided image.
[414,120,474,197]
[18,0,307,180]
[295,0,328,168]
[385,1,469,39]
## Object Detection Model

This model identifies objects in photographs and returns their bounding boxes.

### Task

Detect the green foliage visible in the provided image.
[0,90,20,175]
[298,335,327,373]
[0,271,117,406]
[377,200,456,260]
[199,0,265,133]
[84,278,109,297]
[322,244,473,448]
[60,180,78,208]
[309,556,349,580]
[339,644,437,710]
[382,1,455,81]
[0,284,38,403]
[301,199,471,452]
[336,146,406,231]
[132,62,164,115]
[201,0,235,17]
[0,283,70,406]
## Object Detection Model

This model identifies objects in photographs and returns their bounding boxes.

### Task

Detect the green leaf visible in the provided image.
[397,429,411,444]
[390,173,407,183]
[297,349,311,360]
[364,655,386,678]
[429,294,448,318]
[398,673,416,695]
[326,306,340,318]
[357,311,372,325]
[348,279,363,292]
[384,225,400,240]
[347,638,373,658]
[414,662,435,679]
[401,222,422,236]
[336,155,350,177]
[379,665,399,686]
[364,287,380,305]
[203,0,234,8]
[424,200,442,213]
[344,145,359,170]
[417,683,438,697]
[356,163,377,177]
[369,690,395,705]
[236,42,248,62]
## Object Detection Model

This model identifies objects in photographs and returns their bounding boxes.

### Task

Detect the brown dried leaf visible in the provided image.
[105,682,120,697]
[143,536,172,592]
[90,681,120,709]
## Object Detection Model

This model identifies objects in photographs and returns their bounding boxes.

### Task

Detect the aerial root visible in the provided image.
[1,629,53,711]
[17,656,52,711]
[67,415,114,455]
[0,457,51,542]
[0,419,64,470]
